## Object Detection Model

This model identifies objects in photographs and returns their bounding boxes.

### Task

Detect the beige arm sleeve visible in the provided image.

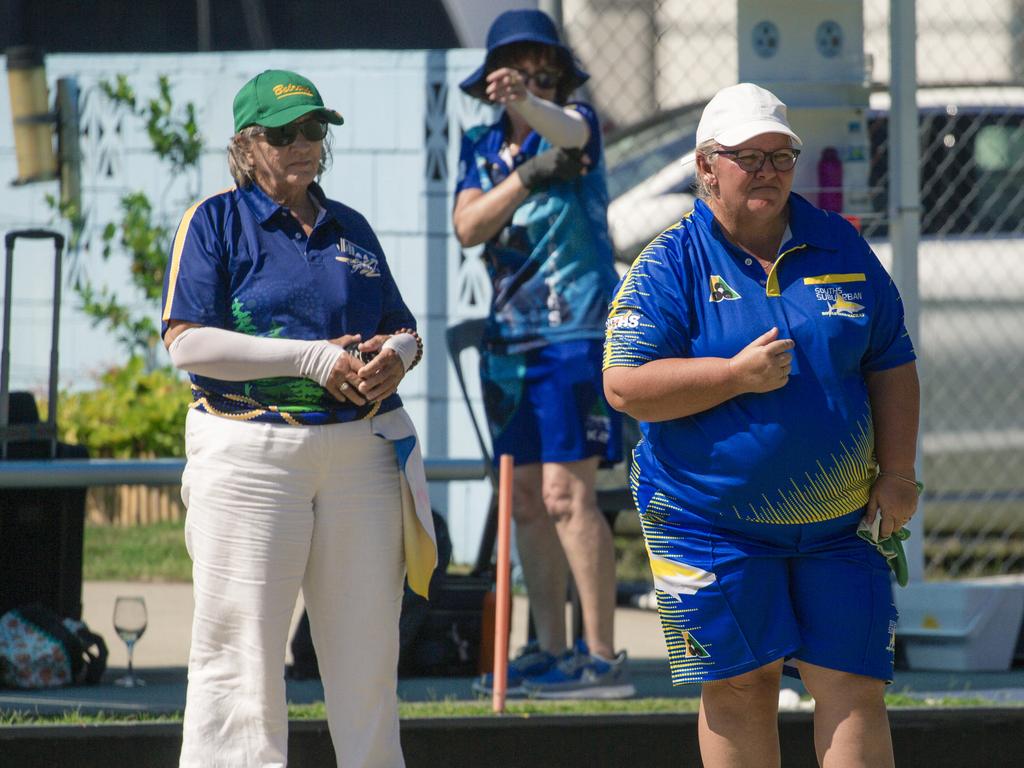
[507,92,590,149]
[167,325,346,387]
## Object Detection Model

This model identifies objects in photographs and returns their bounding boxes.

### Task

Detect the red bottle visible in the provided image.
[818,146,843,212]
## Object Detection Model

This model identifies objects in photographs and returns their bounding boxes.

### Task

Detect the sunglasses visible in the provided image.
[710,148,801,173]
[261,119,329,147]
[515,68,562,90]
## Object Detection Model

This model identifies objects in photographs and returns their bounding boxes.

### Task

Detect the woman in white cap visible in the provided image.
[604,82,921,767]
[163,69,433,767]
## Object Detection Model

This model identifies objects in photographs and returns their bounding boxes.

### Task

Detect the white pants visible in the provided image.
[179,409,406,768]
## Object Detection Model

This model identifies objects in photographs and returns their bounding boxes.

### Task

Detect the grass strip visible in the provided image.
[0,693,1009,727]
[83,521,192,582]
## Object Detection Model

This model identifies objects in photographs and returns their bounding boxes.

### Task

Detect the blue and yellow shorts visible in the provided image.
[637,491,897,686]
[480,339,622,467]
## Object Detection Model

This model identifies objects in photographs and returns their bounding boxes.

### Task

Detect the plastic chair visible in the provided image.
[445,318,499,576]
[445,318,634,640]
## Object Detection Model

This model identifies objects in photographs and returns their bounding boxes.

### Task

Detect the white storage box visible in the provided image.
[895,579,1024,671]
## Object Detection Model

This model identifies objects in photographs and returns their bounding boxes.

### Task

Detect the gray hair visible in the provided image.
[694,138,720,203]
[227,126,333,188]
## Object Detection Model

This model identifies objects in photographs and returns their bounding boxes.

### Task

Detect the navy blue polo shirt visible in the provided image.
[161,182,415,425]
[455,102,618,352]
[604,193,916,525]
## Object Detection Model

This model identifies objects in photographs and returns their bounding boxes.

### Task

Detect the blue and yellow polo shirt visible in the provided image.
[455,102,619,352]
[161,182,416,425]
[604,193,916,525]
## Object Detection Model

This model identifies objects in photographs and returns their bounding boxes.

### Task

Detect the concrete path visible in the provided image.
[1,581,1020,717]
[82,580,669,670]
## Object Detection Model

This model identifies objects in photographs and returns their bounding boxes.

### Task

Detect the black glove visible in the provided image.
[516,147,586,191]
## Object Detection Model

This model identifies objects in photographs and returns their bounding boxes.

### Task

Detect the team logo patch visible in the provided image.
[709,275,741,302]
[336,238,380,277]
[815,285,865,318]
[682,631,710,659]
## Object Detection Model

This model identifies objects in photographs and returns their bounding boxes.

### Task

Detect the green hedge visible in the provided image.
[58,356,191,458]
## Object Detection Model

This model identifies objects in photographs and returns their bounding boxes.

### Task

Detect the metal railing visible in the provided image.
[0,457,486,489]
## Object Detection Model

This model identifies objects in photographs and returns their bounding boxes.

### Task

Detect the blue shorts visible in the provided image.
[636,491,897,686]
[480,339,622,467]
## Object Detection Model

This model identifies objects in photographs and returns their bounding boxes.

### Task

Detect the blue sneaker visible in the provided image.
[522,641,636,700]
[471,642,558,697]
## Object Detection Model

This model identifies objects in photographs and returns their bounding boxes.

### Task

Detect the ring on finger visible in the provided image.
[339,382,349,391]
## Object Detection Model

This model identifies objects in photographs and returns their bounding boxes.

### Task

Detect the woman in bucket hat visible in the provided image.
[453,9,632,700]
[163,69,433,767]
[604,82,920,767]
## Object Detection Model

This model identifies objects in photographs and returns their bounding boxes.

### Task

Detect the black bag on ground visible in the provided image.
[289,510,489,679]
[0,603,108,688]
[398,571,490,678]
[398,510,491,678]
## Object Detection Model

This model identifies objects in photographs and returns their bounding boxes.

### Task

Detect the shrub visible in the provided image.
[58,356,191,458]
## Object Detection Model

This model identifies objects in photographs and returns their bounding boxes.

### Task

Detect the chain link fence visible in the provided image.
[561,0,1024,578]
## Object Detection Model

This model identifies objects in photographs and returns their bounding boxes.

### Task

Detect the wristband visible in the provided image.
[382,333,419,372]
[877,471,925,494]
[387,328,423,371]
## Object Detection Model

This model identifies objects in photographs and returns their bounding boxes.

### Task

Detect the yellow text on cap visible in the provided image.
[273,84,314,100]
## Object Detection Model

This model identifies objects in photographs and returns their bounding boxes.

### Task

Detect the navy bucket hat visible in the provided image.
[459,9,589,101]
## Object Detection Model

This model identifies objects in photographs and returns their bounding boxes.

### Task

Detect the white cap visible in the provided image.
[696,83,802,148]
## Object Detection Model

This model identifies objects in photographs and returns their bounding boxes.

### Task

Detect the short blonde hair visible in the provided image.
[226,126,333,188]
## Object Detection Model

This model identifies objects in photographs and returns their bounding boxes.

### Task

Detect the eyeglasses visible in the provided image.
[710,148,801,173]
[260,119,329,147]
[515,68,562,90]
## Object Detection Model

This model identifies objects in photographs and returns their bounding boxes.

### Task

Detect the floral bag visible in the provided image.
[0,604,108,689]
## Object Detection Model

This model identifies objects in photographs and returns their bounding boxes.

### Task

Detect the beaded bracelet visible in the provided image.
[878,471,925,494]
[391,327,423,371]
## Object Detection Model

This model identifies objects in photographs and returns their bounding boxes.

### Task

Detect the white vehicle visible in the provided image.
[606,87,1024,262]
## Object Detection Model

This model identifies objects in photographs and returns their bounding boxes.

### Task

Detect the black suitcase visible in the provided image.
[0,229,89,620]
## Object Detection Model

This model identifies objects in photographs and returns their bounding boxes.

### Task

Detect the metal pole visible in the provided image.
[47,234,63,447]
[196,0,212,51]
[0,457,487,488]
[889,0,924,583]
[56,77,81,213]
[0,236,14,451]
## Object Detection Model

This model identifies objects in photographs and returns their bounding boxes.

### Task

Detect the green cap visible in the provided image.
[232,69,344,133]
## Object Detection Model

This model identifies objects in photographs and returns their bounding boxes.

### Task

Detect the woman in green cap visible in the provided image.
[162,69,433,768]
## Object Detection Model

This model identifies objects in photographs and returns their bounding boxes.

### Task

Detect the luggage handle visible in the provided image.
[2,228,64,458]
[5,229,65,251]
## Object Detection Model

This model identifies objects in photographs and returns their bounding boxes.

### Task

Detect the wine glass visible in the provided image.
[113,596,148,687]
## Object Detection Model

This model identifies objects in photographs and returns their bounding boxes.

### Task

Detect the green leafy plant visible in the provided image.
[68,75,202,358]
[99,74,202,175]
[49,75,204,458]
[58,357,192,458]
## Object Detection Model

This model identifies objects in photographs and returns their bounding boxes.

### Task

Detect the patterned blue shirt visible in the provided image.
[455,102,619,352]
[161,182,415,424]
[604,194,916,525]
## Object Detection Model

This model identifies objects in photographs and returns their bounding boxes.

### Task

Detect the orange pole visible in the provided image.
[492,453,514,714]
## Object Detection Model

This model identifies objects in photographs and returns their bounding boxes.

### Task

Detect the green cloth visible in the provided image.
[857,518,911,587]
[233,70,343,132]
